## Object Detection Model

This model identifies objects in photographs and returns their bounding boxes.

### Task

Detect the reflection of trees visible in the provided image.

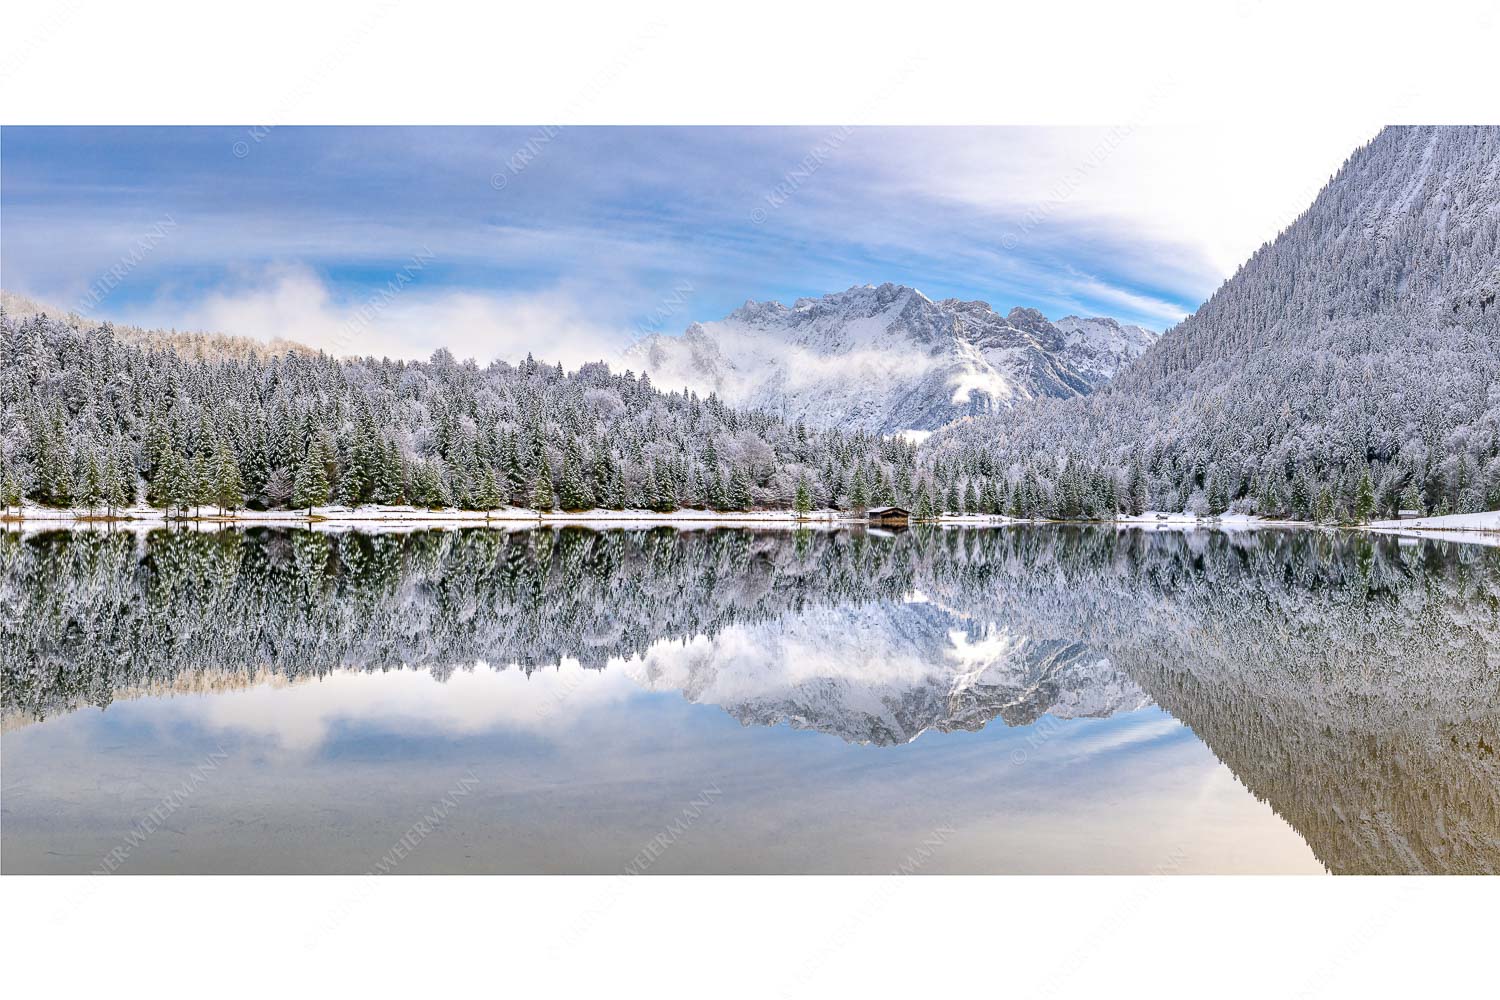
[3,524,1496,873]
[1,526,918,722]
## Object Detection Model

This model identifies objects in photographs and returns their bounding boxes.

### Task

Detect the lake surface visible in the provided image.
[2,524,1496,874]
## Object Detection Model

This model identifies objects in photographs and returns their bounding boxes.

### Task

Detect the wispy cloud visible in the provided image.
[123,264,633,369]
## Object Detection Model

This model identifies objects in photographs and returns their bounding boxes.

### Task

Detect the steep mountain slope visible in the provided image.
[624,283,1156,435]
[930,126,1500,518]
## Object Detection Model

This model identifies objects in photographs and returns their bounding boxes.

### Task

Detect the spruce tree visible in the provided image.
[104,451,129,517]
[1206,472,1228,517]
[914,482,935,521]
[1126,460,1147,516]
[215,446,245,514]
[477,468,503,511]
[115,447,138,510]
[849,466,869,512]
[1313,485,1335,523]
[81,453,105,514]
[728,467,752,511]
[1399,480,1425,516]
[1,467,22,517]
[531,460,555,512]
[558,456,594,511]
[191,452,214,515]
[1290,474,1312,520]
[293,446,331,514]
[654,461,678,512]
[151,448,185,517]
[706,469,725,510]
[637,465,659,512]
[1354,470,1376,522]
[794,475,812,519]
[591,453,614,508]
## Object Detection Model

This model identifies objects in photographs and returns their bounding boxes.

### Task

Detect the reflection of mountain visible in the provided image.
[917,530,1500,874]
[624,602,1147,745]
[4,525,1497,873]
[1129,648,1498,875]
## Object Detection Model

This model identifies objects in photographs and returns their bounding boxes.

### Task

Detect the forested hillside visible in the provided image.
[0,307,925,515]
[926,126,1500,522]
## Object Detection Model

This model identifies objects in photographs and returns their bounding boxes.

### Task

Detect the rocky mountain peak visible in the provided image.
[623,283,1158,435]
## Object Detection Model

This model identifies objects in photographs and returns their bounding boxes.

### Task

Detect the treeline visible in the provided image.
[0,309,938,516]
[7,301,1496,524]
[928,445,1500,523]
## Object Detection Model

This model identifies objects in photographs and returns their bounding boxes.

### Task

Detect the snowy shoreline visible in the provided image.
[1356,511,1500,548]
[4,503,1498,542]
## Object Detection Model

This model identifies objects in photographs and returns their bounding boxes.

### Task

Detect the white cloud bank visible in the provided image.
[123,264,634,370]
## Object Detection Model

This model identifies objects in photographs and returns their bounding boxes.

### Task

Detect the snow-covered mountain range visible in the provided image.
[623,283,1156,435]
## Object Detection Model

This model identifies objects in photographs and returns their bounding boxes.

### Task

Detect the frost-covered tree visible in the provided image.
[530,460,555,513]
[794,475,812,518]
[293,447,330,513]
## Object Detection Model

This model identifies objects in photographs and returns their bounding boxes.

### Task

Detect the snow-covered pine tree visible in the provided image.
[728,466,752,511]
[794,475,812,519]
[558,455,594,512]
[531,459,555,513]
[1,463,22,517]
[80,452,105,514]
[849,465,869,512]
[215,444,245,514]
[293,446,331,514]
[914,482,934,521]
[1354,471,1376,523]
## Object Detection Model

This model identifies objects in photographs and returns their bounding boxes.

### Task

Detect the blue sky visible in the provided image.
[1,125,1371,365]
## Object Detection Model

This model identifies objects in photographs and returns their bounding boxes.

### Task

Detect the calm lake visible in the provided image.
[2,524,1496,874]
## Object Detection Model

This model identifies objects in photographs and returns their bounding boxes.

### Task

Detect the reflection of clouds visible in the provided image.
[623,613,961,702]
[161,661,640,753]
[1056,714,1185,762]
[945,627,1024,668]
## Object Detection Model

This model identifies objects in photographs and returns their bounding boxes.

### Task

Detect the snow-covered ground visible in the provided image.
[1115,511,1306,531]
[1366,510,1500,531]
[0,500,864,524]
[0,502,1317,530]
[9,502,1496,545]
[1362,510,1500,548]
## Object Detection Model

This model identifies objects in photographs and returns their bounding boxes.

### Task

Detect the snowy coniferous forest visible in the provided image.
[0,307,927,517]
[925,126,1500,522]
